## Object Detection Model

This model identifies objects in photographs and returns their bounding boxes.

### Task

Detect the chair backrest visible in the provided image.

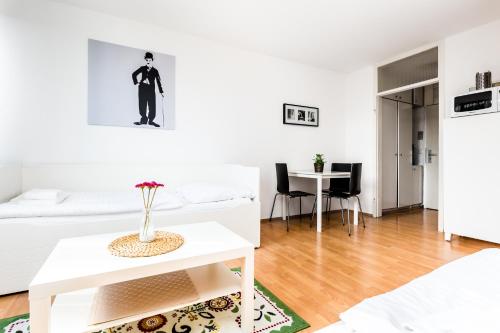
[275,163,290,194]
[348,163,362,195]
[329,163,351,192]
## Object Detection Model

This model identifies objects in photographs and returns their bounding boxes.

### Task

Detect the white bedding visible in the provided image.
[335,248,500,333]
[0,191,184,218]
[0,197,252,225]
[0,182,256,219]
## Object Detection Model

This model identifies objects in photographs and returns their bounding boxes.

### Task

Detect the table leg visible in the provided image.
[281,195,286,220]
[316,177,322,232]
[353,198,359,226]
[29,296,51,333]
[240,251,255,333]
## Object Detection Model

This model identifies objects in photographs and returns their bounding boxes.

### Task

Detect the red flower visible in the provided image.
[135,181,165,189]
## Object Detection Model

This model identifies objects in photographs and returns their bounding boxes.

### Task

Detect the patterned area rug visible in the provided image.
[0,271,309,333]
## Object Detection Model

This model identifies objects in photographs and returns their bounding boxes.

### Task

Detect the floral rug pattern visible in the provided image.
[0,271,309,333]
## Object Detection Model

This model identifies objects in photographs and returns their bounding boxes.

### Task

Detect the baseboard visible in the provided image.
[265,214,314,222]
[382,204,423,215]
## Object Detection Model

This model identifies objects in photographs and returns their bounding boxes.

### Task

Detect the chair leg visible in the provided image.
[348,199,351,236]
[269,193,279,221]
[286,196,290,232]
[326,197,331,221]
[310,196,316,228]
[328,197,332,219]
[356,196,366,228]
[339,198,345,226]
[299,197,302,221]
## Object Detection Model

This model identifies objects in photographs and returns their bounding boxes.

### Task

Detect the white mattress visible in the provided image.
[0,197,252,225]
[0,191,186,219]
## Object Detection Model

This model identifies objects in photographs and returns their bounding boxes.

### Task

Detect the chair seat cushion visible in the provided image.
[324,190,351,199]
[289,190,314,198]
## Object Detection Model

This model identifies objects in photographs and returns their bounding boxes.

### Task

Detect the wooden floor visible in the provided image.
[1,209,498,332]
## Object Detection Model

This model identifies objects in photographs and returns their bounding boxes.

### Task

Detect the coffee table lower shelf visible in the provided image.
[50,263,241,333]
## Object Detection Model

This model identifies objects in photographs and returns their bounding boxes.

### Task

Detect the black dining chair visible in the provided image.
[324,163,365,236]
[269,163,315,231]
[311,163,351,226]
[312,163,365,235]
[323,163,351,223]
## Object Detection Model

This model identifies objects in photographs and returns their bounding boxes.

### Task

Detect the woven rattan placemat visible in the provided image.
[108,231,184,257]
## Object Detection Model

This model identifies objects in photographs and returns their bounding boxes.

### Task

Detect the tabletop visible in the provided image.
[288,170,351,178]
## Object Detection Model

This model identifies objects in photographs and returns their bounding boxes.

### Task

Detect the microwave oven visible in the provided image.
[452,87,499,118]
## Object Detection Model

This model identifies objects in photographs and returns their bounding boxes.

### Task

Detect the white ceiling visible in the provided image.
[53,0,500,72]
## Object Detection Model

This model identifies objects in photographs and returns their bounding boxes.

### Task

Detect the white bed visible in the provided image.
[315,248,500,332]
[0,163,260,295]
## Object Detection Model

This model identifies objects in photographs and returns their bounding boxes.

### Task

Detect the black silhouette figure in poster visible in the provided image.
[132,52,164,127]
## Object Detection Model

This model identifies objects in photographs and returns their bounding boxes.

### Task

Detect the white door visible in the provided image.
[424,104,439,209]
[382,99,398,209]
[398,102,414,207]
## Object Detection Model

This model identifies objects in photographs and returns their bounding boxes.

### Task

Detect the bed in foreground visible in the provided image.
[316,248,500,333]
[0,163,260,295]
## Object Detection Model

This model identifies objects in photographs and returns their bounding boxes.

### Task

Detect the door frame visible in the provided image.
[374,42,444,232]
[380,97,398,210]
[423,103,439,209]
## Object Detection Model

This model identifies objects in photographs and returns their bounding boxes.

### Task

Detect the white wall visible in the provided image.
[0,0,347,219]
[0,13,23,162]
[442,18,500,243]
[344,67,377,214]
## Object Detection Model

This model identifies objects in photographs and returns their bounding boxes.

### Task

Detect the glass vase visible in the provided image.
[139,208,155,242]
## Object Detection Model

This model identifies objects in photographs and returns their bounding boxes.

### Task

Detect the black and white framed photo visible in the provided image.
[283,104,319,127]
[88,39,176,130]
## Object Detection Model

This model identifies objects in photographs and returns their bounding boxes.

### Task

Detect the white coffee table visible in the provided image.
[29,221,255,333]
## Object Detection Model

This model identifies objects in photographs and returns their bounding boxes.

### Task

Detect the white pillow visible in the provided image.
[176,183,254,204]
[232,185,255,200]
[11,189,69,205]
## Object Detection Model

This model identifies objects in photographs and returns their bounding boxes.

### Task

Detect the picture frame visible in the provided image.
[283,103,319,127]
[88,39,176,130]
